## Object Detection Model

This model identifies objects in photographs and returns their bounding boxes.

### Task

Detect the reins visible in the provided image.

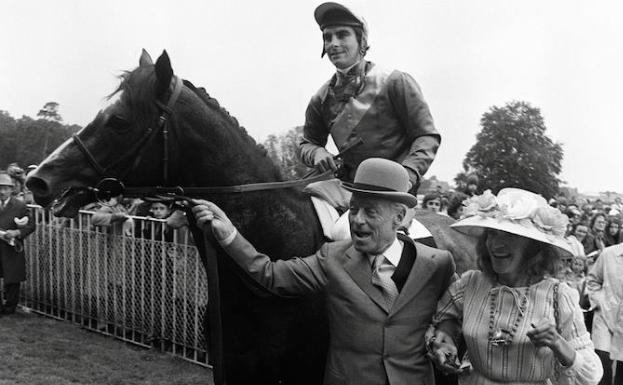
[72,74,352,201]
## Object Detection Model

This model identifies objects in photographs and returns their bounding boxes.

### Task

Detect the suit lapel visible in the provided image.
[391,242,436,314]
[392,233,416,292]
[343,247,390,313]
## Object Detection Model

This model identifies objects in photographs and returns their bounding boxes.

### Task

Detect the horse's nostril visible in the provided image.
[26,176,51,197]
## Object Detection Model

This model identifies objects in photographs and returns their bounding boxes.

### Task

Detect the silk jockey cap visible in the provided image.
[314,2,369,58]
[342,158,417,208]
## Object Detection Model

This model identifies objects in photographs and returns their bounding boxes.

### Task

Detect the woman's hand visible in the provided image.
[428,329,462,375]
[527,320,576,367]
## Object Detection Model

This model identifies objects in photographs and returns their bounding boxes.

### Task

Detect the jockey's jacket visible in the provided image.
[299,60,440,185]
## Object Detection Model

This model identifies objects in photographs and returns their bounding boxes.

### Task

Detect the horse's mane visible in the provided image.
[183,80,268,156]
[109,67,270,158]
[109,65,281,179]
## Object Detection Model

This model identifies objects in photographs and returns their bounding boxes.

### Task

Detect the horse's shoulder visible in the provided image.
[414,241,453,265]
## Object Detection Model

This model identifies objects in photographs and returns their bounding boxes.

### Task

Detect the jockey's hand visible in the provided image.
[191,200,236,242]
[429,329,462,375]
[313,148,337,173]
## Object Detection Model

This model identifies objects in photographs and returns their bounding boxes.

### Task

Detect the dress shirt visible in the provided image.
[368,236,403,271]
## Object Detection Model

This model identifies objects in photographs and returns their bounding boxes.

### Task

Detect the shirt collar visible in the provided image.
[368,237,403,267]
[1,197,9,206]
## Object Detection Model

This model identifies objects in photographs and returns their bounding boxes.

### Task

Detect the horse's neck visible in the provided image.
[181,92,324,256]
[215,189,324,259]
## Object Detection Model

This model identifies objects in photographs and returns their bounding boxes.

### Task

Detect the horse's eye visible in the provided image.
[107,115,130,131]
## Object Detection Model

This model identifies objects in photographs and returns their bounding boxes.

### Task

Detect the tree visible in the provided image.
[461,100,563,199]
[0,111,17,167]
[262,126,312,179]
[37,101,62,122]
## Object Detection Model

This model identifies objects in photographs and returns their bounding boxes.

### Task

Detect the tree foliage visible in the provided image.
[262,126,312,180]
[0,109,81,169]
[37,101,63,122]
[462,101,563,199]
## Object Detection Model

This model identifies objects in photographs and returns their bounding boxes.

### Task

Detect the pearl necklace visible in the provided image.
[488,284,530,347]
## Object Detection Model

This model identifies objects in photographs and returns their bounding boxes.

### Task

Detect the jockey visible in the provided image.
[299,2,440,193]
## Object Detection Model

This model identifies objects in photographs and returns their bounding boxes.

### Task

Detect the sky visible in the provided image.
[2,0,622,195]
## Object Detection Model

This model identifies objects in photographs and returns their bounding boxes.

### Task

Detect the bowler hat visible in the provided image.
[342,158,417,208]
[0,173,14,187]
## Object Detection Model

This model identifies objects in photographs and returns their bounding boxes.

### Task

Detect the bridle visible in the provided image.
[71,75,334,202]
[72,75,184,196]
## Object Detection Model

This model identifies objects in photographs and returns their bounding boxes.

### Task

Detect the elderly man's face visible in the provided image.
[0,186,12,201]
[323,26,360,69]
[348,194,404,255]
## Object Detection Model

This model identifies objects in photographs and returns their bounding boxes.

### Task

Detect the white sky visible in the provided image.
[2,0,622,194]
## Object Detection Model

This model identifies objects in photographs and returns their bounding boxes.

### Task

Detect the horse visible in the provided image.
[26,50,477,385]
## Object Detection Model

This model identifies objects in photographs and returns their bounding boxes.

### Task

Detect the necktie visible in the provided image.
[371,255,399,308]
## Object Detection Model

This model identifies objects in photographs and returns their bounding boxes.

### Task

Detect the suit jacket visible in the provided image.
[223,232,456,385]
[0,197,35,283]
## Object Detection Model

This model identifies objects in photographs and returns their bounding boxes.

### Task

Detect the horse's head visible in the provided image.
[26,50,190,217]
[27,50,280,218]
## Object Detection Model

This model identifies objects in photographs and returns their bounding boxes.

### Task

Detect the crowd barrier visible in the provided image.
[19,205,210,367]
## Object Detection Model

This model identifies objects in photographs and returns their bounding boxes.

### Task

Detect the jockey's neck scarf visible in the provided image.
[333,60,367,102]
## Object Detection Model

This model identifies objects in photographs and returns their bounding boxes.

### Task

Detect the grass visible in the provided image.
[0,308,213,385]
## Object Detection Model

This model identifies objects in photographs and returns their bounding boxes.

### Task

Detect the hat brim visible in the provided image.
[451,216,573,257]
[314,2,361,28]
[342,182,417,208]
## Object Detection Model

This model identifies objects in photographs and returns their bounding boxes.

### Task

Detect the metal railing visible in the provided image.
[20,206,210,367]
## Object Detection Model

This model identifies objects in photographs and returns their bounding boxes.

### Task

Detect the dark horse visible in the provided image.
[27,50,476,385]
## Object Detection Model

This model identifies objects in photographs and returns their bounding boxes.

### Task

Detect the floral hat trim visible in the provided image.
[460,188,569,242]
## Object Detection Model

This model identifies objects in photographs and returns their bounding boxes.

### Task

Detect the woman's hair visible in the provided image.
[605,217,622,245]
[477,230,563,281]
[422,192,441,207]
[589,213,607,230]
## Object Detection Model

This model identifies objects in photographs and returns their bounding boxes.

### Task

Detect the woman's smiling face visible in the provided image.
[485,229,534,277]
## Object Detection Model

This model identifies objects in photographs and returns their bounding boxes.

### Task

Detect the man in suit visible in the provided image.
[192,158,456,385]
[0,172,35,315]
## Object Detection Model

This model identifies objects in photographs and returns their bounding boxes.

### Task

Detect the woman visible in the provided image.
[604,218,621,247]
[583,214,607,256]
[566,222,589,259]
[428,188,602,385]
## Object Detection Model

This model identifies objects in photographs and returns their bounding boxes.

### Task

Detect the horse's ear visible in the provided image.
[139,49,153,67]
[155,50,173,96]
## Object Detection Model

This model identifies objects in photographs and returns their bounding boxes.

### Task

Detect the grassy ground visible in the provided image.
[0,308,213,385]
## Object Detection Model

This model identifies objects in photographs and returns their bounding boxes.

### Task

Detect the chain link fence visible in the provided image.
[20,206,210,367]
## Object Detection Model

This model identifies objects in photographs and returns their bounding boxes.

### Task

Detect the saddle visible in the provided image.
[303,179,433,242]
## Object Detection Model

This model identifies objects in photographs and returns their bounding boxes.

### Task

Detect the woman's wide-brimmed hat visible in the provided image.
[452,188,573,256]
[342,158,417,208]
